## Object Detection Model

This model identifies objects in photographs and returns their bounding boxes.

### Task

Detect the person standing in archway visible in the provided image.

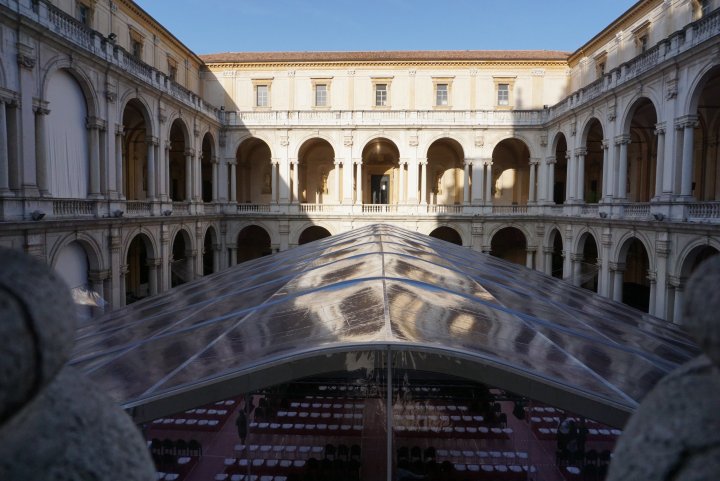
[235,408,248,445]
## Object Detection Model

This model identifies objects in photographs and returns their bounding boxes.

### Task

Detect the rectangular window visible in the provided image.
[256,85,268,107]
[639,35,648,53]
[498,84,509,105]
[436,83,448,106]
[375,84,387,106]
[132,40,143,59]
[78,3,91,27]
[315,84,327,107]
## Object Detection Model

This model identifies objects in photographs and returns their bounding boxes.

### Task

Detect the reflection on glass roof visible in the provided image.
[70,224,698,426]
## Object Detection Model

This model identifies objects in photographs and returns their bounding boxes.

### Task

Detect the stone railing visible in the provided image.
[492,205,528,215]
[580,204,600,217]
[228,109,547,128]
[623,203,651,219]
[171,202,190,215]
[427,204,464,214]
[236,203,271,213]
[687,201,720,221]
[548,7,720,122]
[52,199,96,217]
[362,204,399,214]
[0,0,222,123]
[125,201,152,216]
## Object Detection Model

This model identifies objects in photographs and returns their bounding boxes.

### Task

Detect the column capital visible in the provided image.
[333,159,342,166]
[88,269,111,282]
[482,158,493,166]
[146,258,162,268]
[146,136,159,146]
[614,134,631,145]
[574,147,587,157]
[529,158,541,166]
[115,124,125,136]
[609,261,626,272]
[570,253,584,262]
[184,148,195,157]
[16,43,36,70]
[656,240,671,257]
[601,139,611,149]
[86,116,106,130]
[32,100,50,116]
[545,155,556,164]
[418,159,428,166]
[271,157,281,166]
[674,115,699,130]
[654,121,666,135]
[668,275,685,288]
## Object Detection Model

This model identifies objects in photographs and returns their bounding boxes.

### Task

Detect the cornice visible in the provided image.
[203,60,570,71]
[568,0,663,66]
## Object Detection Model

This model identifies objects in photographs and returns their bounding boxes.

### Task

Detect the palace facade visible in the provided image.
[0,0,718,323]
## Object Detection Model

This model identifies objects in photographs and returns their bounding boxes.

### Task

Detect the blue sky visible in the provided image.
[136,0,638,55]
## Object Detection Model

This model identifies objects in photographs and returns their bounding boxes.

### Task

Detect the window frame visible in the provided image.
[311,78,332,109]
[252,78,273,109]
[492,76,516,110]
[77,1,93,28]
[371,77,393,109]
[432,77,454,109]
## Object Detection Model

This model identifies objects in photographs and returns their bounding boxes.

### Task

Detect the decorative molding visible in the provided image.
[16,43,35,70]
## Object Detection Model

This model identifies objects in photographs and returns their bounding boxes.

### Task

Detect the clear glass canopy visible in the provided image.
[70,224,698,427]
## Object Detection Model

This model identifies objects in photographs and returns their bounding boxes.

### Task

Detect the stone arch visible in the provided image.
[168,117,191,201]
[489,225,528,266]
[236,137,273,204]
[41,58,99,118]
[686,65,720,201]
[678,243,719,279]
[170,227,194,287]
[49,232,104,275]
[201,132,216,202]
[298,225,333,245]
[578,117,605,204]
[546,227,564,278]
[574,230,600,292]
[293,132,338,158]
[615,234,653,312]
[118,92,154,136]
[203,225,219,276]
[356,131,403,152]
[623,97,659,202]
[673,237,720,277]
[124,232,157,304]
[425,137,465,205]
[290,221,336,246]
[236,224,273,263]
[45,68,92,198]
[490,137,531,205]
[551,132,569,204]
[685,62,720,115]
[429,226,463,246]
[232,132,274,158]
[420,134,466,156]
[121,97,154,200]
[361,137,401,205]
[297,137,337,204]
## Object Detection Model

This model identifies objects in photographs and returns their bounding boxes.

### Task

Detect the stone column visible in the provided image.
[0,100,10,195]
[271,159,279,204]
[537,157,547,203]
[212,243,222,273]
[229,246,237,267]
[601,140,610,200]
[598,232,612,298]
[647,271,657,316]
[398,160,406,204]
[528,159,538,204]
[147,259,160,296]
[671,278,685,324]
[471,160,483,204]
[291,160,299,203]
[146,136,157,200]
[334,160,341,203]
[677,115,699,197]
[229,160,237,203]
[211,157,219,202]
[463,159,471,205]
[654,240,670,320]
[525,248,535,269]
[87,117,102,198]
[546,156,555,204]
[34,104,50,196]
[571,253,583,286]
[543,248,553,276]
[355,160,363,205]
[184,149,193,202]
[610,262,625,302]
[484,160,493,204]
[575,148,586,202]
[615,135,631,200]
[120,264,128,307]
[420,159,428,205]
[566,152,576,202]
[654,123,665,199]
[115,126,125,199]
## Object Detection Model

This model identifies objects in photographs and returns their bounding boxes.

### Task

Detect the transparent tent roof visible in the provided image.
[70,224,698,427]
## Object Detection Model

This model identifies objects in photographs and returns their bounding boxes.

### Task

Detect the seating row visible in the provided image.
[276,411,363,420]
[394,425,512,439]
[249,422,363,436]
